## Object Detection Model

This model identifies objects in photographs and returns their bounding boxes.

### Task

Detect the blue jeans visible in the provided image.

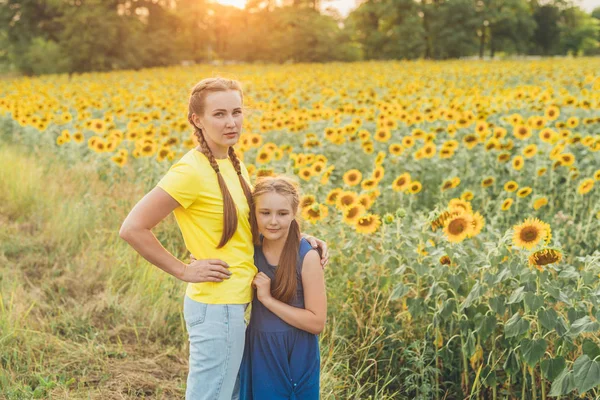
[183,296,247,400]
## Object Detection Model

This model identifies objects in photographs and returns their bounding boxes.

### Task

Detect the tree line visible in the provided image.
[1,0,599,75]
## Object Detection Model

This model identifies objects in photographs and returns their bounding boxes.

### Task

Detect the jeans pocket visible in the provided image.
[184,297,208,328]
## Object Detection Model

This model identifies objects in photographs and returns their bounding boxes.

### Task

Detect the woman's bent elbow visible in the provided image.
[119,224,133,242]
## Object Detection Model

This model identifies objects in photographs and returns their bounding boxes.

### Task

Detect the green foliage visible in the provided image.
[2,0,599,74]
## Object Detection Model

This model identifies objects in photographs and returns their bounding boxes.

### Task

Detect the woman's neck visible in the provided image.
[195,145,229,160]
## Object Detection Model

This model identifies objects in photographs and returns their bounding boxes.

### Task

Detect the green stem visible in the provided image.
[521,363,527,400]
[461,334,470,395]
[492,335,497,400]
[531,367,537,400]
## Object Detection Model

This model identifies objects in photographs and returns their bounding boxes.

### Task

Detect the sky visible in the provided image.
[216,0,600,16]
[580,0,600,12]
[322,0,600,16]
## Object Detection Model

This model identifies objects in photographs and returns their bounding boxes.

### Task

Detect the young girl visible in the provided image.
[240,177,327,400]
[119,78,328,400]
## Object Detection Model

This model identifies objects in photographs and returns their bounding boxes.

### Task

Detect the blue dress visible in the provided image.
[239,239,320,400]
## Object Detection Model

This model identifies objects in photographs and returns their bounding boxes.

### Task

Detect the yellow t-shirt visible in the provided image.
[156,149,256,304]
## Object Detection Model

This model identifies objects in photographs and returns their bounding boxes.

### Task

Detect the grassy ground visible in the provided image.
[0,142,399,399]
[0,143,190,398]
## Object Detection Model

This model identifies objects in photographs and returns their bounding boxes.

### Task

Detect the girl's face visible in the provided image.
[255,192,296,243]
[192,90,243,158]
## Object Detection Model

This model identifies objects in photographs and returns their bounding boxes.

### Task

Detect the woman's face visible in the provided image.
[255,192,296,243]
[192,90,243,159]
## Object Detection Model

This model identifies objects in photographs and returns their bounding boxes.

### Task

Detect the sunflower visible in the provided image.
[422,143,436,158]
[528,248,562,271]
[504,181,518,192]
[89,119,106,134]
[300,195,316,209]
[392,173,411,192]
[443,213,474,243]
[509,113,523,126]
[298,167,313,181]
[441,179,454,191]
[577,178,594,195]
[539,128,556,143]
[408,181,422,194]
[463,134,479,149]
[256,149,272,165]
[523,144,538,158]
[374,129,392,143]
[371,166,385,182]
[402,136,415,148]
[111,154,127,168]
[302,204,328,224]
[439,148,454,159]
[497,153,511,163]
[544,106,560,121]
[336,191,358,210]
[461,191,474,201]
[501,198,514,211]
[439,255,452,265]
[481,177,495,188]
[469,212,485,237]
[311,161,326,175]
[566,117,579,129]
[513,125,531,140]
[451,177,461,188]
[355,214,381,234]
[512,218,550,250]
[512,156,524,171]
[559,153,575,166]
[354,193,372,210]
[342,204,366,225]
[375,151,386,165]
[431,210,460,231]
[343,169,362,187]
[448,198,473,214]
[156,147,170,162]
[517,186,532,198]
[533,197,548,210]
[320,165,335,185]
[361,179,378,191]
[256,168,274,178]
[493,127,507,139]
[325,188,342,205]
[594,169,600,181]
[358,129,370,141]
[389,143,404,156]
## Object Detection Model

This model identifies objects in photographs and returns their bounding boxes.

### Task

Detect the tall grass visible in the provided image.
[0,143,403,399]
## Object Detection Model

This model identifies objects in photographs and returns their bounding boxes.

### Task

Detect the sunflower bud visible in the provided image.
[396,208,406,219]
[383,213,394,225]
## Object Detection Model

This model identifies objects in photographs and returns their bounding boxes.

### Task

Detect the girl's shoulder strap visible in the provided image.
[297,238,318,274]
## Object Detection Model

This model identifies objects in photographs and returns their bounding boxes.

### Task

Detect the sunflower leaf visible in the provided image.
[541,356,566,381]
[520,338,547,367]
[573,355,600,394]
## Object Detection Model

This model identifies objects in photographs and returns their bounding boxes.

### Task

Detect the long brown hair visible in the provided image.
[252,177,301,304]
[188,77,254,248]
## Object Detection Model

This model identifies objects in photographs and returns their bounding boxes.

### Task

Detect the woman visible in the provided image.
[119,77,327,400]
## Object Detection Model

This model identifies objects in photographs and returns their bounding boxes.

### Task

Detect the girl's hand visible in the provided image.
[179,258,231,283]
[252,272,273,303]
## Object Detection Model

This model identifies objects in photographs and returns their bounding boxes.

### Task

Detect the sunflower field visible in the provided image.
[1,59,600,399]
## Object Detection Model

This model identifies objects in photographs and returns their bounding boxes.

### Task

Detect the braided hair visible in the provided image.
[188,78,255,248]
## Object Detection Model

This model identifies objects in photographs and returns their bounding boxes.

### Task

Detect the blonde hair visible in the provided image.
[188,77,254,248]
[252,176,301,304]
